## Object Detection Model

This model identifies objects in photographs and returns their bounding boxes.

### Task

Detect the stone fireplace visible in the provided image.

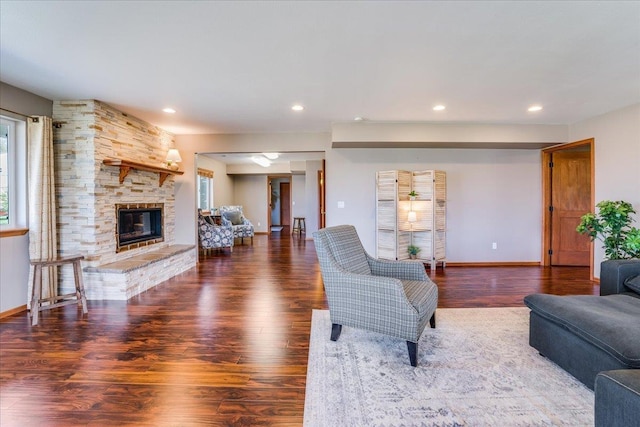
[53,100,195,300]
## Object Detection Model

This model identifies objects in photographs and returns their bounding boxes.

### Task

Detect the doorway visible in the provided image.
[268,176,291,232]
[542,138,594,276]
[280,182,291,228]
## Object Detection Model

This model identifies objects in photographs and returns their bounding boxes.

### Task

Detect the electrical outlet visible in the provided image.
[492,242,497,250]
[258,222,261,227]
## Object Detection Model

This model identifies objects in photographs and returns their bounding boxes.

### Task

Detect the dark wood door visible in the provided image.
[280,182,291,227]
[318,160,325,229]
[551,151,591,266]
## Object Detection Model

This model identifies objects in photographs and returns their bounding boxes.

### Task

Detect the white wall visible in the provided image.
[234,175,268,233]
[0,235,30,312]
[304,160,323,236]
[292,175,306,219]
[325,148,542,261]
[569,103,640,276]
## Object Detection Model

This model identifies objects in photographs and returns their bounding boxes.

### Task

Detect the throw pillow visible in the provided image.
[223,210,243,225]
[624,275,640,294]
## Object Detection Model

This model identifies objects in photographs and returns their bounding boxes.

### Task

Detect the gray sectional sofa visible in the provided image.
[524,259,640,425]
[525,259,640,389]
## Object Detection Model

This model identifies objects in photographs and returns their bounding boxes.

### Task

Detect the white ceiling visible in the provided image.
[1,1,639,135]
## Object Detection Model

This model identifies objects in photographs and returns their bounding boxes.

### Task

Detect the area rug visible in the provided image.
[304,307,594,426]
[271,226,284,231]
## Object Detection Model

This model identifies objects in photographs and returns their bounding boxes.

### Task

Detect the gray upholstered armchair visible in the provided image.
[313,225,438,366]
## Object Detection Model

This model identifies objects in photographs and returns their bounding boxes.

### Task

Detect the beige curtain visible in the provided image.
[27,116,57,307]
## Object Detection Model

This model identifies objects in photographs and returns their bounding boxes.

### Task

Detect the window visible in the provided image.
[197,168,214,210]
[0,115,27,234]
[0,120,10,225]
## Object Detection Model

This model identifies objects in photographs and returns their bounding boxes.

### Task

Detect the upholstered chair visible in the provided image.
[218,205,255,245]
[313,225,438,366]
[198,212,234,253]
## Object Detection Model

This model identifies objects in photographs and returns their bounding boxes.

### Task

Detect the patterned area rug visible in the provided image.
[304,307,594,426]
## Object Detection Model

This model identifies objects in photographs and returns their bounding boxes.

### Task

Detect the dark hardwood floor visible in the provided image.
[0,230,598,426]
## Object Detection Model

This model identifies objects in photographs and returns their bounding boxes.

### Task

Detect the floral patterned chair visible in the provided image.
[198,211,234,253]
[218,205,255,245]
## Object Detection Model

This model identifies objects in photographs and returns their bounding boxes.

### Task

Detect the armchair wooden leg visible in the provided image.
[330,323,342,341]
[407,341,418,367]
[430,312,436,328]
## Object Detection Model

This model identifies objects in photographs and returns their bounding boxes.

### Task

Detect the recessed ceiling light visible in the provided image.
[528,105,543,112]
[291,104,304,111]
[262,152,279,160]
[162,107,176,114]
[433,105,446,111]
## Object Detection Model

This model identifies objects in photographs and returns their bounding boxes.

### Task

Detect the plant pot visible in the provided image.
[409,254,417,259]
[409,196,416,201]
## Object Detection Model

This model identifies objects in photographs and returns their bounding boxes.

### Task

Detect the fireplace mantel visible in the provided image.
[103,158,184,186]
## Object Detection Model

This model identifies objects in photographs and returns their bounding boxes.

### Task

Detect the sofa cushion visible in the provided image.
[524,293,640,368]
[223,210,243,225]
[624,275,640,295]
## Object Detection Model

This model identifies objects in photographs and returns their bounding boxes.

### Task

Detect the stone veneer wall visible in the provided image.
[53,100,195,299]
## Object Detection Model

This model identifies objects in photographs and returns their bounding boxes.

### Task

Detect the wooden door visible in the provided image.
[550,151,591,266]
[318,160,326,229]
[280,182,291,227]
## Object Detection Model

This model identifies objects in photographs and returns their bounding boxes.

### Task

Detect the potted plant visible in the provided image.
[576,200,640,260]
[408,190,418,201]
[407,245,421,259]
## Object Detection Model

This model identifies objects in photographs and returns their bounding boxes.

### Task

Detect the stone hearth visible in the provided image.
[53,100,195,300]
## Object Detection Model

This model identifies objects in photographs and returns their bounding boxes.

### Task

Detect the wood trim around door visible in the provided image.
[541,138,595,278]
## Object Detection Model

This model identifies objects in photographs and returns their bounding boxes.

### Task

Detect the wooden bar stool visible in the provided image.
[29,255,88,326]
[292,217,306,237]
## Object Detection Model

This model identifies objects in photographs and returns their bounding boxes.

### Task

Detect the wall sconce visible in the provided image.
[408,211,417,223]
[166,148,182,170]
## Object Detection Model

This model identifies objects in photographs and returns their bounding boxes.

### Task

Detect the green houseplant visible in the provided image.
[576,200,640,260]
[408,190,418,199]
[407,244,421,259]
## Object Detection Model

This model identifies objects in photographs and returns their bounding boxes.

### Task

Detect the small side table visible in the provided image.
[29,255,88,326]
[292,217,306,237]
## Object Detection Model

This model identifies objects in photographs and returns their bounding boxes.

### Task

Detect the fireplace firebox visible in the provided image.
[116,203,164,252]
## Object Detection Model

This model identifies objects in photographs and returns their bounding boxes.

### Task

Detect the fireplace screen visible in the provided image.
[116,204,163,252]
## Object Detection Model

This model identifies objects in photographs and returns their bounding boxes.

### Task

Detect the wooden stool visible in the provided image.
[29,255,88,326]
[292,217,306,237]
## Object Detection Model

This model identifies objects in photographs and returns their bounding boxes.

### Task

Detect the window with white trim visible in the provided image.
[0,115,27,232]
[197,168,214,211]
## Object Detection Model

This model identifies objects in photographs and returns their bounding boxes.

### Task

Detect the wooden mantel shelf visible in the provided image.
[103,159,184,187]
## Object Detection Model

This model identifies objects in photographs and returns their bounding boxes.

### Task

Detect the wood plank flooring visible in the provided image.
[0,230,598,426]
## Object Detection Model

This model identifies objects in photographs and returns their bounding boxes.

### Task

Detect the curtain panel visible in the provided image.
[27,116,57,307]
